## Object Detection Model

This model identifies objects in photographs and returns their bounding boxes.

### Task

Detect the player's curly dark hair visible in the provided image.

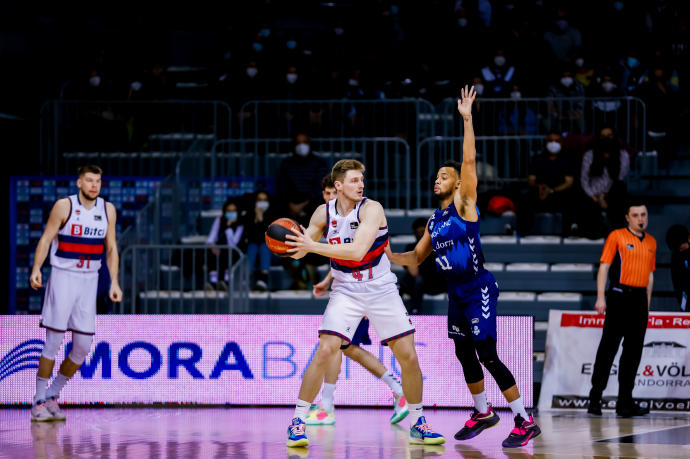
[441,159,462,177]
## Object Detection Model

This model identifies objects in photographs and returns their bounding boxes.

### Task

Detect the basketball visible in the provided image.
[265,218,302,257]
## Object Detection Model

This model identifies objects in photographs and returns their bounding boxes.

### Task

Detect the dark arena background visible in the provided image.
[2,1,690,457]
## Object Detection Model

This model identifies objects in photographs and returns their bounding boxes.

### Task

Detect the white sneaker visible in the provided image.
[390,393,409,424]
[45,397,66,421]
[31,401,53,422]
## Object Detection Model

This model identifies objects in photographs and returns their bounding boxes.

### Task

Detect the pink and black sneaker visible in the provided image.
[502,414,541,448]
[454,405,500,440]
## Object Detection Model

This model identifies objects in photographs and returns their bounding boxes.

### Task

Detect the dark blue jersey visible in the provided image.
[428,202,488,284]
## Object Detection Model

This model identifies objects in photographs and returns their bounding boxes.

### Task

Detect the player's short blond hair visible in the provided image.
[331,159,365,184]
[78,165,103,177]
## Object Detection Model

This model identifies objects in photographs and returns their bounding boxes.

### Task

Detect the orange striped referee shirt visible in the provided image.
[600,228,656,288]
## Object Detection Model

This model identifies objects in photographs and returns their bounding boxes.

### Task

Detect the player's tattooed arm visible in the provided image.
[385,218,433,267]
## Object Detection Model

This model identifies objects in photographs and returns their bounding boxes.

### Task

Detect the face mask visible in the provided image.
[560,76,574,87]
[613,1,624,11]
[130,81,142,91]
[627,57,640,69]
[474,84,484,95]
[334,27,344,36]
[295,143,310,156]
[246,67,258,78]
[286,40,297,50]
[259,28,271,37]
[575,57,584,68]
[348,78,359,87]
[286,73,298,84]
[225,211,237,221]
[510,91,522,100]
[601,81,616,93]
[256,201,270,211]
[546,141,562,154]
[457,17,468,27]
[89,76,101,87]
[556,19,568,31]
[494,55,506,67]
[252,42,263,52]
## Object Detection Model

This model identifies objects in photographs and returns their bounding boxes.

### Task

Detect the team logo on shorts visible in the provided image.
[71,224,83,236]
[473,325,480,336]
[350,222,359,230]
[471,318,479,324]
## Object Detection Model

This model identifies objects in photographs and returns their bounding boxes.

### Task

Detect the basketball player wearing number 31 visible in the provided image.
[387,86,541,448]
[28,165,122,422]
[283,159,445,448]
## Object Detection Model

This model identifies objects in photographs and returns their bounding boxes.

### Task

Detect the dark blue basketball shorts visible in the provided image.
[448,276,499,342]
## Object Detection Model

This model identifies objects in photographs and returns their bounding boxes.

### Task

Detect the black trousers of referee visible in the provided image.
[590,287,648,406]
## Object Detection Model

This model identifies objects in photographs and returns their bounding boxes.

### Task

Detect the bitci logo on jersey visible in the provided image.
[71,224,83,236]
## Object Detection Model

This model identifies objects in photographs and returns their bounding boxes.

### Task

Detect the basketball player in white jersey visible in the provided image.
[283,159,444,447]
[28,165,122,421]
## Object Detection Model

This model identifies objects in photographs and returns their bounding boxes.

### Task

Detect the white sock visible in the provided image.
[509,397,529,420]
[34,376,50,404]
[380,371,403,397]
[321,383,336,412]
[46,373,70,400]
[472,391,489,413]
[293,399,311,421]
[409,403,423,425]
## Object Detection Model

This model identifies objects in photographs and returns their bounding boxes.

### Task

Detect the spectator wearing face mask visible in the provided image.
[544,8,582,65]
[244,190,276,291]
[665,224,690,312]
[517,132,576,236]
[577,127,630,238]
[547,68,585,132]
[277,133,329,216]
[497,84,537,135]
[480,48,516,98]
[279,65,304,100]
[204,198,245,290]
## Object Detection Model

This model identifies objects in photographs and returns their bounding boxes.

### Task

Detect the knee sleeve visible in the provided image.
[67,333,94,365]
[454,339,484,384]
[475,338,516,392]
[41,330,65,360]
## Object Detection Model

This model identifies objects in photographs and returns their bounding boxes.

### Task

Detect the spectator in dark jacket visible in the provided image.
[277,133,329,217]
[244,190,277,291]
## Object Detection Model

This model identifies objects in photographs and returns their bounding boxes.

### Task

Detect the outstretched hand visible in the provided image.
[457,85,476,118]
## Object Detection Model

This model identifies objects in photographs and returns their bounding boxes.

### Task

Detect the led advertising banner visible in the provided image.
[1,315,532,407]
[539,310,690,412]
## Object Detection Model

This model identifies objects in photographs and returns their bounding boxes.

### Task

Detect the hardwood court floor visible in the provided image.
[1,407,689,458]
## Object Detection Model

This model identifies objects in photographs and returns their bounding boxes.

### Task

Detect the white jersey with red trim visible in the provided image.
[50,194,108,273]
[324,197,392,283]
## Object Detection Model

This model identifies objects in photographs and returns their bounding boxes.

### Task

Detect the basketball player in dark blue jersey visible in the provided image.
[388,86,541,448]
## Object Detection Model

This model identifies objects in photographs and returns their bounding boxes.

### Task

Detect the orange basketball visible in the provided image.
[265,218,302,257]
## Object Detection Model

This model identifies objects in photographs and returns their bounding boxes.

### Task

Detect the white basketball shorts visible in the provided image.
[40,267,99,335]
[319,272,415,344]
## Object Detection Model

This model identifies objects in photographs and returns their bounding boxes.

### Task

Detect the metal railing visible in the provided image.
[439,97,646,154]
[40,100,231,175]
[118,245,249,314]
[238,98,436,143]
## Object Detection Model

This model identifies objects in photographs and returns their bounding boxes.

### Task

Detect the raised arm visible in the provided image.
[386,219,433,267]
[29,199,70,290]
[457,85,479,220]
[287,200,384,261]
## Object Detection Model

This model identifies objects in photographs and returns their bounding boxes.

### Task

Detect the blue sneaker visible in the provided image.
[286,417,309,447]
[409,416,445,445]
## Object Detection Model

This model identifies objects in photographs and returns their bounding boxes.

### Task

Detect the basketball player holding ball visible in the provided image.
[280,159,444,448]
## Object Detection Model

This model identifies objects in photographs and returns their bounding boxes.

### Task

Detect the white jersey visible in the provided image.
[324,197,392,283]
[50,194,108,273]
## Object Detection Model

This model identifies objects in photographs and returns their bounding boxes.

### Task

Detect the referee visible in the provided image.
[587,201,656,417]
